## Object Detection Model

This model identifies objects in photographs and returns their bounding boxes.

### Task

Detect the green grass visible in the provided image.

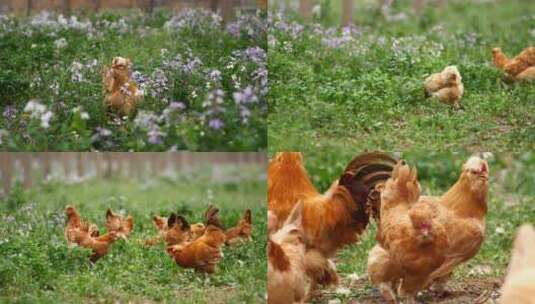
[0,165,266,303]
[268,0,535,151]
[287,150,535,302]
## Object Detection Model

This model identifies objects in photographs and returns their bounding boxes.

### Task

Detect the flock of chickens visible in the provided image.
[267,152,533,304]
[64,205,252,273]
[423,46,534,109]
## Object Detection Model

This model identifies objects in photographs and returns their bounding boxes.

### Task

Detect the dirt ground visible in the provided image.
[314,276,504,304]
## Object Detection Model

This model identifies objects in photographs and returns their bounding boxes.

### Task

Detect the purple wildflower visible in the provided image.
[208,118,224,130]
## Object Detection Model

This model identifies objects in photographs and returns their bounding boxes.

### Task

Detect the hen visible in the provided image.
[368,156,489,303]
[105,208,134,239]
[500,224,535,303]
[369,162,448,303]
[268,152,396,292]
[167,225,226,273]
[204,206,253,246]
[492,47,535,81]
[102,56,143,116]
[423,65,464,109]
[225,209,252,246]
[268,202,308,304]
[70,222,119,262]
[64,205,99,244]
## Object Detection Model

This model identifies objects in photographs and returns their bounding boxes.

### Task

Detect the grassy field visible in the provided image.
[268,0,535,151]
[288,150,535,303]
[0,165,266,303]
[0,9,267,151]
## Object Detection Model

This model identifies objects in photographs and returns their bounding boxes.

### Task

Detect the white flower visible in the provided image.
[24,100,46,118]
[54,37,68,49]
[40,111,53,129]
[80,112,89,120]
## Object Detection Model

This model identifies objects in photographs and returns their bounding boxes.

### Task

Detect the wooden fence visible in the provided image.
[0,0,268,19]
[0,152,267,196]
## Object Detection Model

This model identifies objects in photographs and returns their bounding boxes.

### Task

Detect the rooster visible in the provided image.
[500,224,535,303]
[492,47,535,81]
[368,156,489,303]
[268,152,397,292]
[268,202,308,304]
[423,65,464,109]
[167,225,226,273]
[105,208,134,239]
[64,205,99,244]
[102,57,143,116]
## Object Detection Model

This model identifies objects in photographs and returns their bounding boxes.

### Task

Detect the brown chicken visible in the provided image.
[369,162,449,303]
[144,210,208,246]
[224,209,253,246]
[268,152,397,292]
[69,221,119,262]
[167,225,226,273]
[204,206,253,246]
[500,224,535,304]
[64,205,99,244]
[105,208,134,239]
[268,202,308,304]
[369,156,489,303]
[492,47,535,81]
[423,65,464,109]
[102,56,143,116]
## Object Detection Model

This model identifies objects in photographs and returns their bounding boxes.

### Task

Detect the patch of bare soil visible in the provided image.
[314,276,503,304]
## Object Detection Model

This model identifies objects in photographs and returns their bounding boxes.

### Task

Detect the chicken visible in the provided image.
[268,202,308,304]
[64,205,99,244]
[423,65,464,109]
[167,225,226,273]
[224,209,253,246]
[70,221,119,262]
[500,224,535,304]
[162,213,194,246]
[268,152,397,292]
[422,156,489,291]
[492,47,535,81]
[144,210,208,246]
[105,208,134,239]
[204,206,253,246]
[369,162,448,303]
[102,56,142,116]
[368,156,489,303]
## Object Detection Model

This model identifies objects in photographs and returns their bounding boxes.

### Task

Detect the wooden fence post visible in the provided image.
[63,0,71,16]
[342,0,354,26]
[21,154,33,189]
[221,0,240,23]
[299,0,312,21]
[412,0,424,14]
[26,0,32,16]
[257,0,267,10]
[76,153,84,178]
